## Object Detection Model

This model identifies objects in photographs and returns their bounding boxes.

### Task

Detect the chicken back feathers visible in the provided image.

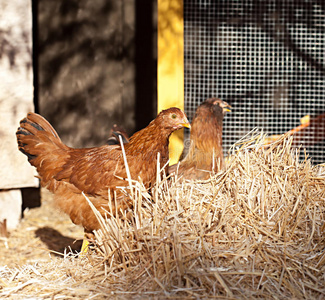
[17,108,190,232]
[169,98,231,180]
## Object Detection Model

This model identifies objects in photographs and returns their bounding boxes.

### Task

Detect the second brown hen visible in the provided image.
[106,124,130,145]
[17,108,190,233]
[169,98,231,180]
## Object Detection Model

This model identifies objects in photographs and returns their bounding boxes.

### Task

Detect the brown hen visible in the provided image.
[17,108,190,233]
[169,98,230,180]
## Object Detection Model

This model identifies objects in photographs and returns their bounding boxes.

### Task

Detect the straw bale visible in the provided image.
[0,131,324,299]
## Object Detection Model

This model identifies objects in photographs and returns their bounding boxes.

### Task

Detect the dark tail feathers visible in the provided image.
[16,112,63,162]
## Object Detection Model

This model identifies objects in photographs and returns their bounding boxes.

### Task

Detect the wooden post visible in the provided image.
[0,1,37,230]
[157,0,184,165]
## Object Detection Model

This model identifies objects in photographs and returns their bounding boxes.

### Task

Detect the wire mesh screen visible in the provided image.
[184,0,325,164]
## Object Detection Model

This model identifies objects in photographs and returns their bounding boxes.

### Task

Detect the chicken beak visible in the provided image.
[179,118,191,129]
[181,122,191,129]
[223,103,232,113]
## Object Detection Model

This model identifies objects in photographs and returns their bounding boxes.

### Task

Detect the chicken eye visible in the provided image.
[171,113,177,119]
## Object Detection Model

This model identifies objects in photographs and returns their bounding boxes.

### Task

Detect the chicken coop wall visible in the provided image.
[184,0,325,164]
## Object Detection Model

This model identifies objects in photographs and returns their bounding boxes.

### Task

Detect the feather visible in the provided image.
[169,98,231,180]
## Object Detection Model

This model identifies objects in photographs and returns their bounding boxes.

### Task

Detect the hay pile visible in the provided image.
[1,132,324,299]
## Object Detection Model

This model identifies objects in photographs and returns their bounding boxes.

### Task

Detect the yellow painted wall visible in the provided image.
[157,0,184,165]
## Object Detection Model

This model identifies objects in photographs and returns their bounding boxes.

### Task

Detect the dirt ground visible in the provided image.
[0,188,84,268]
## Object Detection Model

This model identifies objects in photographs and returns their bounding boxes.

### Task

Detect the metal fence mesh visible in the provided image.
[184,0,325,164]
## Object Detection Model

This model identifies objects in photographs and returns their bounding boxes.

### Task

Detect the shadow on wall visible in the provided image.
[0,29,31,71]
[34,0,156,148]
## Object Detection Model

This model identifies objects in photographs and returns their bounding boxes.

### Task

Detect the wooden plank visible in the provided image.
[0,1,37,230]
[157,0,184,165]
